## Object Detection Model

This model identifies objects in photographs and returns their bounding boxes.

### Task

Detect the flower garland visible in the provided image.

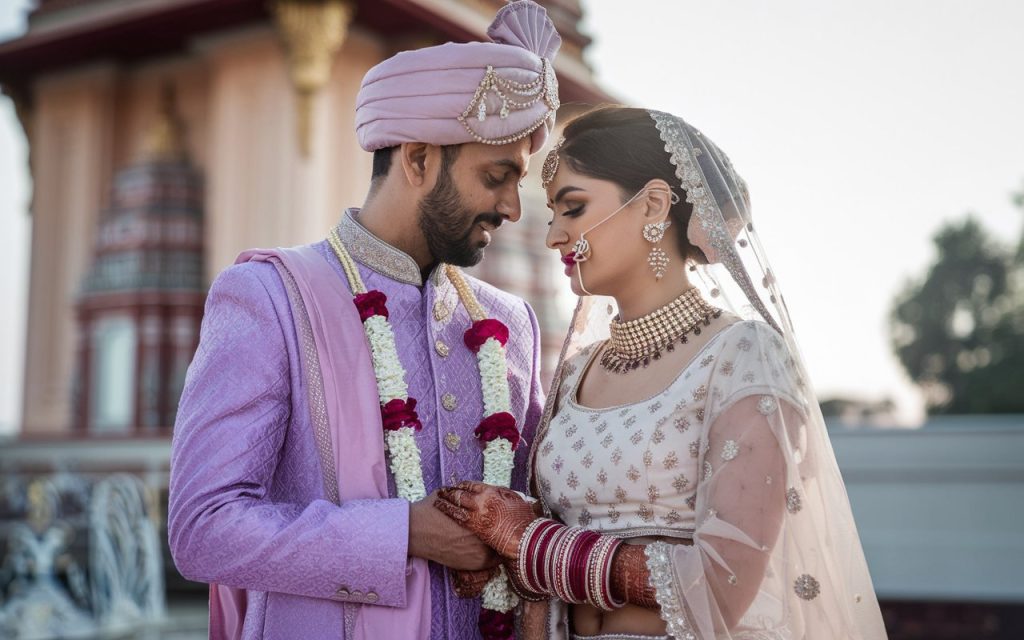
[327,229,520,636]
[328,230,426,501]
[447,265,521,625]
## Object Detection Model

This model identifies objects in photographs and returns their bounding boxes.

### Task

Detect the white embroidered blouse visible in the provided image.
[535,320,821,638]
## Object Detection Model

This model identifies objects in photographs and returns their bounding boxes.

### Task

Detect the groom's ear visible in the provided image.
[399,142,432,188]
[641,178,674,222]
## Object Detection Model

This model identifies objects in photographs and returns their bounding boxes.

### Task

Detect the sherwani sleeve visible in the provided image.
[511,301,545,494]
[168,262,411,607]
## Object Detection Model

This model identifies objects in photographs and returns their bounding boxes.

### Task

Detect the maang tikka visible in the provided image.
[541,137,564,188]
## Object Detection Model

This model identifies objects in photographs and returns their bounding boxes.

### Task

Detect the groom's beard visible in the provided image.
[418,169,503,268]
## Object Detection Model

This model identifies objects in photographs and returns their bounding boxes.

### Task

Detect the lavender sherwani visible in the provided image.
[168,211,545,639]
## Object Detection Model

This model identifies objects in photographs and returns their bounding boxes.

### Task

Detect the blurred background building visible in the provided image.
[1,0,1023,638]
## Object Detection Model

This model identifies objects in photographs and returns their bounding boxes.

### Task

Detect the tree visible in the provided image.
[890,193,1024,414]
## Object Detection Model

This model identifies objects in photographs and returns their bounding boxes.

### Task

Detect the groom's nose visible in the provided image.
[496,188,522,223]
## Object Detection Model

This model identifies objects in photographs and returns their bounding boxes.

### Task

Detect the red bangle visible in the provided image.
[515,518,555,599]
[552,527,583,603]
[531,520,560,592]
[590,537,626,611]
[567,530,601,603]
[520,520,628,611]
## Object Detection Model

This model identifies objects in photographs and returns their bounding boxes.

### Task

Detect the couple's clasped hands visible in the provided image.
[407,482,539,599]
[437,481,540,598]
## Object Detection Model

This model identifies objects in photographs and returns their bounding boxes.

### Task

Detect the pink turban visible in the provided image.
[355,0,561,154]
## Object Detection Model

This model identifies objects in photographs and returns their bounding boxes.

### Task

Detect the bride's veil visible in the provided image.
[528,110,886,639]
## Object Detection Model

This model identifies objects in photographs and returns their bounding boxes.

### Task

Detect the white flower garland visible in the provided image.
[481,565,519,613]
[362,315,426,500]
[386,428,427,502]
[478,338,512,415]
[365,313,425,501]
[363,315,409,403]
[481,438,515,488]
[448,267,520,614]
[477,336,516,487]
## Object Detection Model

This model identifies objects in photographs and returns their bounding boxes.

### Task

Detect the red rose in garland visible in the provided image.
[464,318,509,352]
[474,411,520,450]
[478,609,515,640]
[381,398,421,432]
[354,290,389,322]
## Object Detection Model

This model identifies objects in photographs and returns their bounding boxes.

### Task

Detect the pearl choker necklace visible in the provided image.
[600,288,721,374]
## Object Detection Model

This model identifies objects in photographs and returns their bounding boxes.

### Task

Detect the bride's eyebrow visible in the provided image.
[548,186,585,206]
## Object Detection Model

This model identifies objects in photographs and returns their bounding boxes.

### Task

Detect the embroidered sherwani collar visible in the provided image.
[336,209,427,286]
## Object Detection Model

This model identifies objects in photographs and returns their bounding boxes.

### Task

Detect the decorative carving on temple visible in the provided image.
[272,0,355,156]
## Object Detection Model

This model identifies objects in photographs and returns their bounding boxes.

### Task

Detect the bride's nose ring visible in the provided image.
[572,237,591,262]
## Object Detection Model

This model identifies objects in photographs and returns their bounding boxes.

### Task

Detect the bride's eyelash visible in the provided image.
[547,205,585,226]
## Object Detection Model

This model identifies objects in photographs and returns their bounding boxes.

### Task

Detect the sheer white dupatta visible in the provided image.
[529,111,887,639]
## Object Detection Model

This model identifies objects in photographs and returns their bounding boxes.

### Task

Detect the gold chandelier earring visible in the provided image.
[643,220,672,280]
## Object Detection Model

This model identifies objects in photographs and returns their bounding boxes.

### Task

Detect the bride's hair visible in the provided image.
[560,106,708,265]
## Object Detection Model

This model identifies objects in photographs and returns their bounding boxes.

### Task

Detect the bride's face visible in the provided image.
[544,162,653,297]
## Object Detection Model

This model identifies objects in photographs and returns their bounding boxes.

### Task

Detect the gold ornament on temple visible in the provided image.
[273,0,354,157]
[143,85,185,161]
[601,288,721,374]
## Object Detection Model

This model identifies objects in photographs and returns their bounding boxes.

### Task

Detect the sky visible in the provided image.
[1,0,1023,432]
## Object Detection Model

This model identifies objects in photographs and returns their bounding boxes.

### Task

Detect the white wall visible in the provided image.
[831,417,1024,603]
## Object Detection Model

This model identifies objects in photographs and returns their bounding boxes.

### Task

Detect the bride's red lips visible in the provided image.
[560,252,576,266]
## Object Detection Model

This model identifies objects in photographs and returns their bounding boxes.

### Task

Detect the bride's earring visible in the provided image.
[643,220,672,280]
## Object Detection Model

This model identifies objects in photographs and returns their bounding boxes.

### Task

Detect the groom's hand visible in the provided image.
[408,490,501,571]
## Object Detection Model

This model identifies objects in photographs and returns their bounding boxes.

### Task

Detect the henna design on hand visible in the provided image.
[451,567,499,599]
[611,544,658,609]
[434,497,470,523]
[437,483,536,559]
[502,558,536,599]
[476,489,536,559]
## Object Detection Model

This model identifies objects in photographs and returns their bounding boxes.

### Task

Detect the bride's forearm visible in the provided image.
[511,518,663,610]
[610,544,658,609]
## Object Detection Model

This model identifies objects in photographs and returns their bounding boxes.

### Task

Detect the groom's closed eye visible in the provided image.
[485,173,508,187]
[485,159,527,187]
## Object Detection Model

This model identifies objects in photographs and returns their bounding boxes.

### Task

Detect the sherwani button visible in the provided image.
[366,591,379,603]
[336,588,350,598]
[435,340,450,357]
[433,301,450,322]
[444,432,461,452]
[351,590,363,600]
[442,393,457,411]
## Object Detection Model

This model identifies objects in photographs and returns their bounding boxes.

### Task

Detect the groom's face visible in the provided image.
[418,139,530,267]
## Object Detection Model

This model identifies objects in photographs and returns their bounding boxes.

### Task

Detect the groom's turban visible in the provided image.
[355,0,562,154]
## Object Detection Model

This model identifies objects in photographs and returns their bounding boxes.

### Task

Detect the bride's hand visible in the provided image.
[450,567,499,599]
[434,481,536,559]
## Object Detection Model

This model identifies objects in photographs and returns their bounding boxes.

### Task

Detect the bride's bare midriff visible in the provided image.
[571,535,691,636]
